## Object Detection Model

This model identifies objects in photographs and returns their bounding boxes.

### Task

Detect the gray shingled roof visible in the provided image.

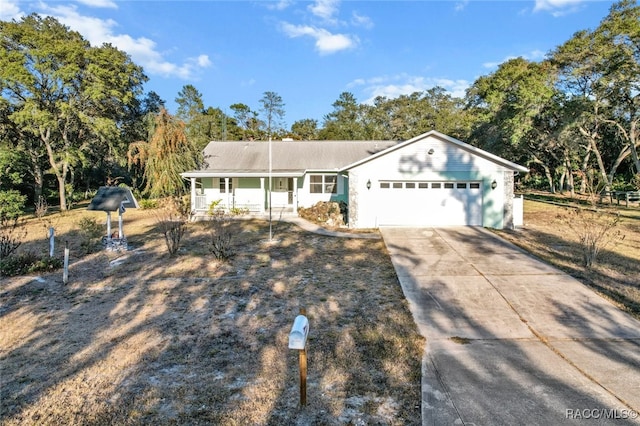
[184,140,400,174]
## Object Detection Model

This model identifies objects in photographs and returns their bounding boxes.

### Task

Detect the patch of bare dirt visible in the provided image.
[0,210,424,425]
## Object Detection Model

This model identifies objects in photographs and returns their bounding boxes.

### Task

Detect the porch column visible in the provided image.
[224,177,230,208]
[260,177,266,213]
[292,177,298,214]
[190,177,196,212]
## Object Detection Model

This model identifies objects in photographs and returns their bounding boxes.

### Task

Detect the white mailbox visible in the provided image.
[288,315,309,350]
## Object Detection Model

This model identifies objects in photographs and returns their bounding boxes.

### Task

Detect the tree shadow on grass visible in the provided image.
[0,216,424,425]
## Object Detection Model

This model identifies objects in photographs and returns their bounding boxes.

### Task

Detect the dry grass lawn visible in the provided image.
[496,194,640,319]
[0,207,424,425]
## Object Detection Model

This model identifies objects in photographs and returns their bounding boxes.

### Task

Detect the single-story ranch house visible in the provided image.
[181,130,528,229]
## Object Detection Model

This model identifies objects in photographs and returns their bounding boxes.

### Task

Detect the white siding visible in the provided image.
[348,135,514,229]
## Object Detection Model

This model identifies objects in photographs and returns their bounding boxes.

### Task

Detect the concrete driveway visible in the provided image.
[380,227,640,425]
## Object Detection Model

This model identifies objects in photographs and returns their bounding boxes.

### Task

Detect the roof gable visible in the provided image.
[341,130,529,173]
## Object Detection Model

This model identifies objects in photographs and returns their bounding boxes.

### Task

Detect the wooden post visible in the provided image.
[299,307,307,406]
[63,241,69,284]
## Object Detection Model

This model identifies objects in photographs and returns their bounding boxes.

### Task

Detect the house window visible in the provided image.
[219,178,233,193]
[310,175,337,194]
[432,183,442,189]
[392,182,402,189]
[419,183,429,189]
[406,182,416,189]
[444,183,454,189]
[470,182,480,189]
[380,182,390,189]
[457,183,467,189]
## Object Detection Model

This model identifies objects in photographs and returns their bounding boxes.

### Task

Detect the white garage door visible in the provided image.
[375,181,482,226]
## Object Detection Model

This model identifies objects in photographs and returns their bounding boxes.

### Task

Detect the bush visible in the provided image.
[0,216,26,260]
[0,190,26,221]
[298,201,347,227]
[207,214,234,261]
[77,216,104,254]
[207,199,223,216]
[0,251,62,277]
[229,206,249,216]
[559,209,624,268]
[156,197,188,256]
[139,198,159,209]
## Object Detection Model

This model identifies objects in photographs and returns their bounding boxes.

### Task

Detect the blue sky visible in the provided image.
[1,0,616,127]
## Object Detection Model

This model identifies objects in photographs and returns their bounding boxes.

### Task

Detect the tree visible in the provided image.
[551,0,640,189]
[128,109,202,198]
[291,119,319,140]
[0,14,147,210]
[319,92,367,140]
[230,103,261,140]
[259,91,285,139]
[175,84,205,122]
[466,58,561,190]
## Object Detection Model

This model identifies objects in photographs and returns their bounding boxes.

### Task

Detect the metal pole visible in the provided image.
[269,136,272,241]
[63,241,69,284]
[118,204,124,239]
[106,211,112,240]
[49,227,55,257]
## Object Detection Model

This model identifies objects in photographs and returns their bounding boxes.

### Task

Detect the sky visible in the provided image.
[1,0,617,127]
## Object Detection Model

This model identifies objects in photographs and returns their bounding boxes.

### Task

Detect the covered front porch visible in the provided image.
[186,173,302,216]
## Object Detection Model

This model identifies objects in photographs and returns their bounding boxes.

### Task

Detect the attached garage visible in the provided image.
[344,131,529,229]
[374,181,482,226]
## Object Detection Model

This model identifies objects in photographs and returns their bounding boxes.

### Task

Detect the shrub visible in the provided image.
[559,208,624,268]
[77,217,104,254]
[156,197,188,256]
[0,251,62,277]
[34,196,48,219]
[229,206,249,216]
[139,199,159,209]
[298,201,347,227]
[0,190,26,221]
[207,199,223,216]
[0,216,26,260]
[207,214,234,261]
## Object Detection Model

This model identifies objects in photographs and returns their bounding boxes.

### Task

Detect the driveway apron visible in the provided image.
[380,227,640,425]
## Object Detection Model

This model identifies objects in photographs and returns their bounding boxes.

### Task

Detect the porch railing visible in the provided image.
[194,195,207,210]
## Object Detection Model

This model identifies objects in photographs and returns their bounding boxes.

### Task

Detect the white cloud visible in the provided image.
[0,0,24,21]
[533,0,585,15]
[280,22,358,54]
[454,0,469,12]
[76,0,118,9]
[196,55,212,68]
[351,11,373,29]
[308,0,340,22]
[241,78,256,87]
[38,3,211,79]
[265,0,293,11]
[482,49,548,69]
[351,73,470,103]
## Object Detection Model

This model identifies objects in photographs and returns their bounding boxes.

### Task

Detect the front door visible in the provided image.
[271,177,291,208]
